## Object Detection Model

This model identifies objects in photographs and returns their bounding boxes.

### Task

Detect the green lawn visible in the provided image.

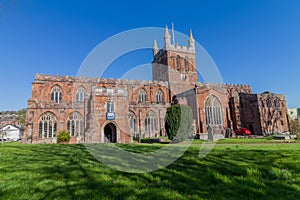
[0,142,300,200]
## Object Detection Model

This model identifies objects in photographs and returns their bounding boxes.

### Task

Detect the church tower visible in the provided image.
[152,26,198,95]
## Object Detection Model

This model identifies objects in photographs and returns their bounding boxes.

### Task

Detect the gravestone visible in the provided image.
[225,128,231,138]
[207,125,213,140]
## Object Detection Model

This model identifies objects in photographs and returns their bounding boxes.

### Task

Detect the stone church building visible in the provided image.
[23,27,290,143]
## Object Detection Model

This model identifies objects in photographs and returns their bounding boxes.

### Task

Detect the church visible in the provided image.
[23,27,290,143]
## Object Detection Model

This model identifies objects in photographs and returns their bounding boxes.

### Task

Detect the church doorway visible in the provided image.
[104,123,117,143]
[248,124,254,135]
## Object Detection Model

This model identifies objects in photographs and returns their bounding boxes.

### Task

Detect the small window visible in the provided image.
[118,89,124,94]
[176,56,180,71]
[107,88,114,94]
[184,58,189,72]
[107,101,114,113]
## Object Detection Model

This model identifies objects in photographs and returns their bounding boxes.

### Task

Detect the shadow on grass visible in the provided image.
[0,143,300,199]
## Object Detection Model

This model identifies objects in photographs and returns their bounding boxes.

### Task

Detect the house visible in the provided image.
[2,124,24,141]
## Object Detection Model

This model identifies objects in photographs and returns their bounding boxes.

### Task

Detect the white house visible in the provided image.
[2,124,24,141]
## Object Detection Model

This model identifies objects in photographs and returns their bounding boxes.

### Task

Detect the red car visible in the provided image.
[234,128,251,135]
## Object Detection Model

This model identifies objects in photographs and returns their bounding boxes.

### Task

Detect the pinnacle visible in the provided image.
[189,29,194,40]
[153,40,158,50]
[165,25,170,37]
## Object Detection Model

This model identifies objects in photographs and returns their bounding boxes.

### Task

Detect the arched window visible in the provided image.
[51,86,62,104]
[184,57,189,72]
[156,90,164,103]
[101,87,107,93]
[139,89,147,104]
[274,99,280,107]
[205,95,223,126]
[129,111,137,133]
[267,99,272,107]
[38,112,57,138]
[67,112,84,137]
[76,86,86,103]
[176,56,180,71]
[145,110,157,133]
[107,101,114,113]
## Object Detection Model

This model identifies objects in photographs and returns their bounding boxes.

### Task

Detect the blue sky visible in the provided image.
[0,0,300,110]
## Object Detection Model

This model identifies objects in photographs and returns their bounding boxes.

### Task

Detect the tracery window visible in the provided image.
[156,90,164,103]
[51,86,62,104]
[274,99,280,107]
[145,110,157,133]
[67,112,84,137]
[205,95,223,126]
[38,112,57,138]
[139,89,147,104]
[129,111,137,133]
[267,100,272,107]
[76,87,86,103]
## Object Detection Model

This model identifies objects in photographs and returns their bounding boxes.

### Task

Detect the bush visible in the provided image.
[140,138,152,143]
[57,130,71,144]
[165,104,193,142]
[290,119,300,137]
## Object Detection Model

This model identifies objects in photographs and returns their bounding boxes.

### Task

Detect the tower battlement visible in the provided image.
[153,25,195,58]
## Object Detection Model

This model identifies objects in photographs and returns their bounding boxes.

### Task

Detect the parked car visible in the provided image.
[234,128,251,135]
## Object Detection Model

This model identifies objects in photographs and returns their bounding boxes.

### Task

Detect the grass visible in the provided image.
[0,142,300,199]
[191,137,300,144]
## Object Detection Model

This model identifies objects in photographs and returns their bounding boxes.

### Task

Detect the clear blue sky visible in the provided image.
[0,0,300,111]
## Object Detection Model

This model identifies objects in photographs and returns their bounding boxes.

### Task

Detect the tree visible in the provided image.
[57,130,71,144]
[290,119,300,137]
[16,109,26,125]
[165,104,193,142]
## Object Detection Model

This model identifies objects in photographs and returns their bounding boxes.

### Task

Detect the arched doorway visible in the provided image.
[104,123,117,143]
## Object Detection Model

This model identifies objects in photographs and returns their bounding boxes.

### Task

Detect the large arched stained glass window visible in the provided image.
[145,110,157,133]
[51,86,62,104]
[67,112,84,137]
[205,95,223,126]
[38,112,57,138]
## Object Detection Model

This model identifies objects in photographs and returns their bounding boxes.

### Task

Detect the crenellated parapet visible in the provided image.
[225,83,252,98]
[34,74,98,83]
[195,82,227,91]
[34,74,169,87]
